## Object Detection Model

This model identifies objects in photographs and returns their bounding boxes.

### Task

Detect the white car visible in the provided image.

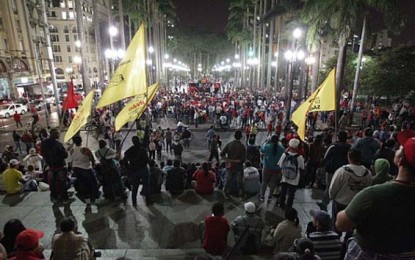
[0,104,28,118]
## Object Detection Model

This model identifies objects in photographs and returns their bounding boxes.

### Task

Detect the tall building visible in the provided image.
[0,0,109,100]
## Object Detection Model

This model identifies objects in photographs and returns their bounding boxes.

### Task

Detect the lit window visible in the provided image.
[60,1,65,8]
[68,0,73,8]
[69,12,74,19]
[62,12,67,20]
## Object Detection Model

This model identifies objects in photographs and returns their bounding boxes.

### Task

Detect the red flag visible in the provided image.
[62,80,78,110]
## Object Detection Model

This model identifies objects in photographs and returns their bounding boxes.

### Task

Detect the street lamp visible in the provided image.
[285,27,304,123]
[148,46,155,54]
[109,26,118,37]
[164,53,170,60]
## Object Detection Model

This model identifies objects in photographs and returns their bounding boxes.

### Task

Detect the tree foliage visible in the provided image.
[361,45,415,97]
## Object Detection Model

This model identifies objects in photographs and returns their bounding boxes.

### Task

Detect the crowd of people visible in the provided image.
[1,86,415,259]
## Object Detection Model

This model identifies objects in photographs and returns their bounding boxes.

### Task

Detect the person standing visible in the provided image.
[12,130,22,154]
[329,149,372,235]
[352,127,381,169]
[319,131,351,210]
[278,138,305,209]
[40,129,70,203]
[172,140,184,162]
[208,135,220,163]
[336,129,415,259]
[220,130,247,199]
[206,126,216,150]
[165,128,173,153]
[13,111,23,128]
[123,136,151,205]
[70,136,100,204]
[203,202,230,256]
[259,135,284,202]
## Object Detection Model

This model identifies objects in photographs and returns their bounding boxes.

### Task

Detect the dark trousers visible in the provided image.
[305,160,319,185]
[15,121,23,128]
[48,168,68,201]
[149,150,156,160]
[166,140,172,151]
[73,168,100,200]
[280,182,297,208]
[129,166,150,204]
[208,151,219,162]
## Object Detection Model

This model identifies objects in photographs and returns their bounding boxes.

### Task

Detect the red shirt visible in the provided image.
[203,215,230,255]
[193,170,216,194]
[13,113,21,121]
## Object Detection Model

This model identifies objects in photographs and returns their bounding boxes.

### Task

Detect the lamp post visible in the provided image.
[285,28,304,123]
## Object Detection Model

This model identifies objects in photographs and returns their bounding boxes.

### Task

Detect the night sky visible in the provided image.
[172,0,414,45]
[172,0,230,33]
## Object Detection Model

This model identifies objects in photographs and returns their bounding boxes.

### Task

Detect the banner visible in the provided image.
[62,79,78,110]
[308,69,336,112]
[97,24,147,108]
[291,68,336,141]
[115,82,159,131]
[64,90,95,143]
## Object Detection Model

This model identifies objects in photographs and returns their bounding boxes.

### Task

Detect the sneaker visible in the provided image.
[258,196,265,202]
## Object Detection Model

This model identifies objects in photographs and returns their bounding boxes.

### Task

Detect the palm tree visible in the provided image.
[74,0,91,93]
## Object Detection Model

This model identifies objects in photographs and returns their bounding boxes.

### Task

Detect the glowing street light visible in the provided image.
[75,40,81,47]
[293,28,302,39]
[109,26,118,36]
[148,46,154,54]
[164,53,170,60]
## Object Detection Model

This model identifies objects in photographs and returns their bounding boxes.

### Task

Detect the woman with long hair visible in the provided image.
[193,162,216,194]
[259,134,285,202]
[273,208,302,253]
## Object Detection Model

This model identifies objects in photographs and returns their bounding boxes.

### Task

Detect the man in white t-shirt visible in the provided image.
[278,138,305,209]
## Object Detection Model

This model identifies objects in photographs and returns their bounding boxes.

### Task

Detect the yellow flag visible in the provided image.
[291,68,336,141]
[308,68,336,112]
[114,82,159,131]
[291,89,319,141]
[64,90,95,143]
[96,24,147,108]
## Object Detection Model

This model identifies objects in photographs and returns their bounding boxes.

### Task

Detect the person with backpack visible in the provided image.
[231,202,264,255]
[259,135,285,202]
[329,149,372,235]
[278,138,305,209]
[318,131,351,211]
[95,140,125,201]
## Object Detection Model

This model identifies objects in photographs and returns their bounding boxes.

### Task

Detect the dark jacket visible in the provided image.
[123,145,149,169]
[40,138,68,167]
[166,166,186,194]
[324,141,351,174]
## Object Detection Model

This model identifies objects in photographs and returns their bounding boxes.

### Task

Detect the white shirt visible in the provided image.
[278,152,305,186]
[71,146,93,169]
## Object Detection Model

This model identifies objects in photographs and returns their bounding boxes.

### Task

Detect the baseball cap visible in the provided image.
[310,209,331,226]
[397,129,415,169]
[289,138,300,149]
[15,228,44,251]
[244,202,256,213]
[9,159,20,166]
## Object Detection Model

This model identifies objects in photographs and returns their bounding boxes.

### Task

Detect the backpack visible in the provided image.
[97,149,115,173]
[282,152,300,180]
[240,218,260,255]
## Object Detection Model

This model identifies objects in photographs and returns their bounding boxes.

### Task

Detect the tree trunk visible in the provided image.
[350,16,367,124]
[118,0,126,50]
[259,0,267,89]
[75,0,91,93]
[266,0,275,89]
[311,46,321,92]
[93,1,104,84]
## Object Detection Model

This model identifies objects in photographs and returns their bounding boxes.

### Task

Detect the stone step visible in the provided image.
[42,248,273,259]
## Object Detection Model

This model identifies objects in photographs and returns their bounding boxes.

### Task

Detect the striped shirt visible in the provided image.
[308,231,342,260]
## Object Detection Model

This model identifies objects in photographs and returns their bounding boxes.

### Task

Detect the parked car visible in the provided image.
[30,100,45,111]
[0,104,28,118]
[0,98,13,105]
